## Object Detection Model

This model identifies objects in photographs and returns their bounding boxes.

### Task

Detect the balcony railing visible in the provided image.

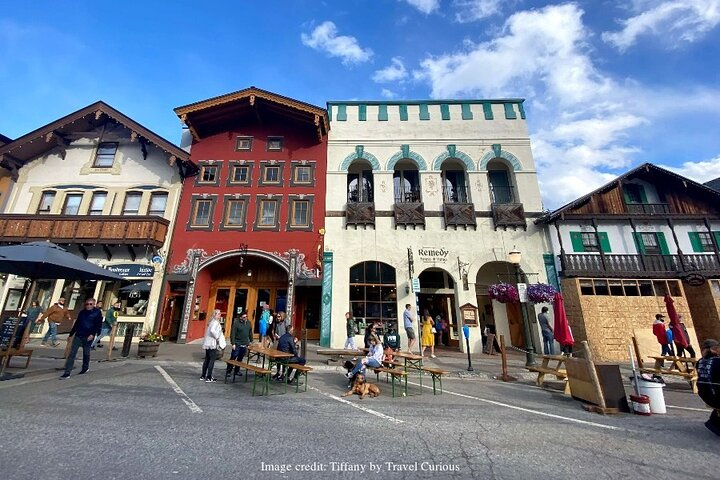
[560,252,720,278]
[443,202,476,229]
[0,214,169,248]
[491,202,526,229]
[442,185,469,204]
[625,203,670,214]
[346,202,375,227]
[394,202,424,228]
[394,187,421,204]
[490,185,516,204]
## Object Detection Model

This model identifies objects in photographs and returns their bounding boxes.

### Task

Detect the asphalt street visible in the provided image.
[0,359,717,480]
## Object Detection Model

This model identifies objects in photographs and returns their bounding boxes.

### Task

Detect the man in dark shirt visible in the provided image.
[697,339,720,436]
[537,306,554,355]
[383,325,401,351]
[276,326,305,383]
[60,298,102,379]
[226,312,253,378]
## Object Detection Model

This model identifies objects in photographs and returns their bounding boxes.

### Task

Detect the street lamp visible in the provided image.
[507,248,536,366]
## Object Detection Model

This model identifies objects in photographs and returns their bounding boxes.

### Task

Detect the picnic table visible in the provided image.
[317,348,364,359]
[646,355,698,393]
[393,351,424,388]
[527,354,570,394]
[247,344,294,394]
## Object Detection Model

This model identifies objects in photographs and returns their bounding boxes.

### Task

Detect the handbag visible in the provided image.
[431,327,437,334]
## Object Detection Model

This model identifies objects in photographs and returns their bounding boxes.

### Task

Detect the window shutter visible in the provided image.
[622,186,632,204]
[638,185,648,203]
[713,231,720,250]
[398,104,408,121]
[598,232,611,253]
[569,232,585,252]
[688,232,704,253]
[633,233,646,254]
[378,105,388,121]
[656,232,670,255]
[358,104,367,121]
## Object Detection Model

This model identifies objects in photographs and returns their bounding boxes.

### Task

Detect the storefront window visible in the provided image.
[349,261,397,331]
[103,280,152,317]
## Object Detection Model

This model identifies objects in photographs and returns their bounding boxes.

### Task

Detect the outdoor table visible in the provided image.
[393,351,424,389]
[316,348,365,357]
[248,344,294,393]
[647,355,698,373]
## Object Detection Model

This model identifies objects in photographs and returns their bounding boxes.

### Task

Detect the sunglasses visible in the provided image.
[85,302,95,306]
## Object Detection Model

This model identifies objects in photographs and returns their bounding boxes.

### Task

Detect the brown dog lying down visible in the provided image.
[341,373,380,399]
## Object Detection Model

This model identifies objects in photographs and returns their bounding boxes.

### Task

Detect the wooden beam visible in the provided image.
[127,244,136,262]
[78,244,89,260]
[102,244,112,261]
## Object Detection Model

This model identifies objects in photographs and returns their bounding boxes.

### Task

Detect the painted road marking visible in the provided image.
[666,405,712,412]
[155,365,203,413]
[407,380,626,431]
[309,386,403,424]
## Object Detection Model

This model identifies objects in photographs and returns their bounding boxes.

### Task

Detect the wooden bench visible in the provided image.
[420,366,449,395]
[632,336,698,393]
[287,363,313,393]
[0,347,33,369]
[371,367,408,397]
[225,359,272,396]
[527,355,570,394]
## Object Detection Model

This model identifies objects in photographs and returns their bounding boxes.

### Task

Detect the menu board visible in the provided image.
[0,317,21,351]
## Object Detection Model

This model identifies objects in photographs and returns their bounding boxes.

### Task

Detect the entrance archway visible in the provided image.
[417,267,459,348]
[475,261,525,348]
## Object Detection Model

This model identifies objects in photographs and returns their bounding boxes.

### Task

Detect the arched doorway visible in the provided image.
[418,268,459,348]
[475,261,525,348]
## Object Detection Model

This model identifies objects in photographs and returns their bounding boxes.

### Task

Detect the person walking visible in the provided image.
[434,314,444,346]
[26,301,44,335]
[59,298,102,379]
[274,311,290,342]
[652,314,673,356]
[537,306,554,355]
[39,297,71,347]
[344,312,357,350]
[259,304,271,348]
[201,309,223,383]
[696,339,720,436]
[276,326,306,383]
[665,327,676,357]
[420,310,436,358]
[225,312,253,379]
[92,300,120,349]
[403,304,416,353]
[676,315,697,358]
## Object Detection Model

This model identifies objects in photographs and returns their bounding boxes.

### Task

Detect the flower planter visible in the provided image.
[137,341,160,358]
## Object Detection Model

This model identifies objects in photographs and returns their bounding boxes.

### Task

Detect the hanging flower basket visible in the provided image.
[527,283,557,304]
[487,282,519,303]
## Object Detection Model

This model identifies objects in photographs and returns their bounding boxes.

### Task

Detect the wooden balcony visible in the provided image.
[0,214,169,249]
[560,252,720,278]
[443,203,476,229]
[346,202,375,228]
[491,202,527,229]
[625,203,670,215]
[394,202,425,228]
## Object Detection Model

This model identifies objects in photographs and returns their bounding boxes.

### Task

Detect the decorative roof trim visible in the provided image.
[432,145,475,171]
[478,146,522,171]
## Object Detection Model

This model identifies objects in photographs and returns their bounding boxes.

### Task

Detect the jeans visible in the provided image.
[42,322,58,344]
[201,348,218,379]
[63,335,92,375]
[542,332,555,355]
[91,326,111,348]
[344,336,356,350]
[226,345,248,374]
[350,358,381,376]
[676,344,697,358]
[661,343,675,356]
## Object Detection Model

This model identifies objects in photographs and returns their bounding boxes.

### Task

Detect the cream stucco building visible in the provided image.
[320,100,552,354]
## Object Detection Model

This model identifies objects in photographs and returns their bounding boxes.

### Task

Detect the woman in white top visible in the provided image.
[346,334,384,378]
[201,309,224,382]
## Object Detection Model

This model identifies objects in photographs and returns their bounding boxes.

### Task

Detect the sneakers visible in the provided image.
[59,373,70,379]
[96,344,104,348]
[345,372,353,379]
[430,355,437,359]
[200,376,205,381]
[205,377,217,383]
[79,369,89,375]
[52,342,61,347]
[41,342,47,347]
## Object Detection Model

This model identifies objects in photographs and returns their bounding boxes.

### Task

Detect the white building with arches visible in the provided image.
[320,100,553,354]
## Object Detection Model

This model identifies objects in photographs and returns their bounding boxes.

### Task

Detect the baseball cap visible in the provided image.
[701,339,719,350]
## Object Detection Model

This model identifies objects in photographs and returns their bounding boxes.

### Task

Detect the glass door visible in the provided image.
[213,288,230,331]
[253,288,271,335]
[224,288,249,337]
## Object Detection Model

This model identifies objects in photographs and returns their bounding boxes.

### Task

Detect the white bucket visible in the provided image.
[632,378,666,414]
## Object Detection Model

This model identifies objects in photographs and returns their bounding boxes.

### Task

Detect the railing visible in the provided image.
[442,185,469,204]
[394,187,421,204]
[625,203,670,214]
[490,185,516,204]
[443,202,476,229]
[346,202,375,227]
[0,214,169,247]
[561,252,720,277]
[348,186,373,203]
[394,202,424,228]
[491,203,526,229]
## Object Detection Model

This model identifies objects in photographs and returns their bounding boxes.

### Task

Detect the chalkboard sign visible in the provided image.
[0,316,21,351]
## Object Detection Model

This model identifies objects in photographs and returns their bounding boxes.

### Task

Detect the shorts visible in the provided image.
[259,323,268,337]
[405,327,416,340]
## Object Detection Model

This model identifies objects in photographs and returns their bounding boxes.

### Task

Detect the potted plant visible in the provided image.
[526,283,558,304]
[138,331,163,358]
[487,282,519,303]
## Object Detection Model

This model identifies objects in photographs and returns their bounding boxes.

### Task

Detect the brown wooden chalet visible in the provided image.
[537,163,720,279]
[0,102,195,259]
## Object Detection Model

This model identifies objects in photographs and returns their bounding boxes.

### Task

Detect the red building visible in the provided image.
[160,87,329,343]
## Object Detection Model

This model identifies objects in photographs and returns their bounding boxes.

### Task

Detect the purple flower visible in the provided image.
[487,282,519,304]
[527,283,557,304]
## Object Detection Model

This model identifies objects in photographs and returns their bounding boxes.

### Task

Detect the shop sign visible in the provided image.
[517,283,528,303]
[417,247,449,264]
[107,264,155,278]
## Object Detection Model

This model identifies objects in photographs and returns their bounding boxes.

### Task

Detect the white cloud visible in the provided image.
[301,21,373,65]
[661,156,720,183]
[372,57,408,83]
[400,0,440,14]
[602,0,720,51]
[381,88,398,99]
[454,0,503,22]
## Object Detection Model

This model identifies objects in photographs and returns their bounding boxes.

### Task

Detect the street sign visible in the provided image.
[411,277,420,293]
[517,283,528,303]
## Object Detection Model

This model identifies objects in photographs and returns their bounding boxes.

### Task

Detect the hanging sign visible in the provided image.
[517,283,528,303]
[417,247,449,264]
[107,264,155,278]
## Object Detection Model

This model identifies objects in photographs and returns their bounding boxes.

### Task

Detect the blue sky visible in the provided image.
[1,0,719,208]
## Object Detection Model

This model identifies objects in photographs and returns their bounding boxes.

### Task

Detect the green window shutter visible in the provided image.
[482,102,493,120]
[419,104,430,120]
[503,103,517,119]
[638,185,648,203]
[622,187,632,204]
[378,105,388,121]
[688,232,704,253]
[328,106,332,121]
[633,232,646,254]
[714,231,720,249]
[358,105,366,122]
[461,104,473,120]
[569,232,585,253]
[440,104,450,120]
[336,105,347,121]
[398,104,408,121]
[598,232,611,253]
[656,232,670,255]
[543,253,560,291]
[518,102,526,119]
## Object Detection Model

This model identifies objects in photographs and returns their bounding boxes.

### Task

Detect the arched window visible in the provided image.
[349,261,397,327]
[347,160,373,203]
[441,159,469,203]
[393,159,420,203]
[487,159,516,204]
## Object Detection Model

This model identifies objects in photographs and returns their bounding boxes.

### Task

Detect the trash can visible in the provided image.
[632,377,666,414]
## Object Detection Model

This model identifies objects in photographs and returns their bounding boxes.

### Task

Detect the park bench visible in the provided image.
[371,367,408,397]
[527,355,571,394]
[420,366,449,395]
[225,359,272,396]
[632,336,698,393]
[287,363,312,393]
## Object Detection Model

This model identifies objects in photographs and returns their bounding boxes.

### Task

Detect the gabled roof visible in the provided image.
[175,86,329,142]
[0,101,192,178]
[0,133,11,146]
[537,162,720,223]
[705,177,720,193]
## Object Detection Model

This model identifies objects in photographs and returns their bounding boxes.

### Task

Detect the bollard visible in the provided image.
[121,325,135,358]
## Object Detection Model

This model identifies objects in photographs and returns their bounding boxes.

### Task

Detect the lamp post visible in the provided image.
[508,248,536,366]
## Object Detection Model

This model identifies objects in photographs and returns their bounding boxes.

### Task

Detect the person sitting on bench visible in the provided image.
[383,325,401,362]
[347,335,384,379]
[697,339,720,437]
[276,326,305,384]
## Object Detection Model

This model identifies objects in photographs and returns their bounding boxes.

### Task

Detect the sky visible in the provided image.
[1,0,719,209]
